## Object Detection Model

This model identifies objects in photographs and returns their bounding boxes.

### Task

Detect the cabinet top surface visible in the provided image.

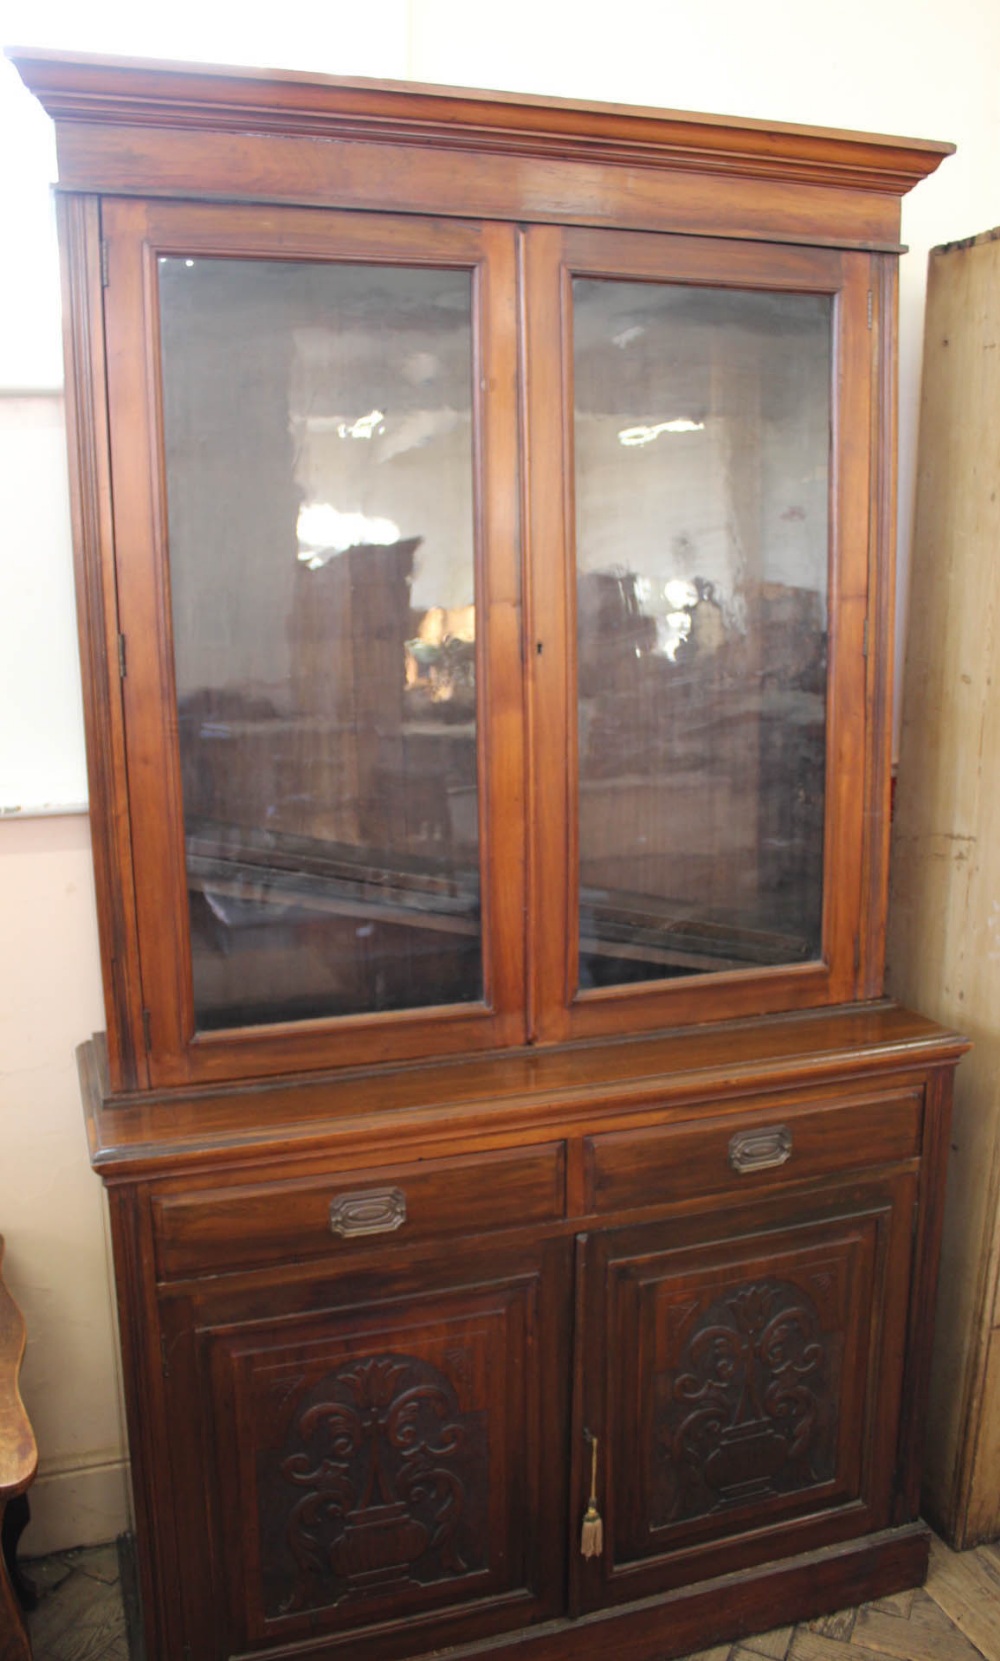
[8,46,952,193]
[81,1003,967,1179]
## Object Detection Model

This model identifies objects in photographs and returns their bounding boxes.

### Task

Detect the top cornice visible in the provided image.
[8,47,954,197]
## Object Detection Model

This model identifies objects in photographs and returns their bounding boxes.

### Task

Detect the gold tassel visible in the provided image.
[580,1499,603,1557]
[580,1431,603,1558]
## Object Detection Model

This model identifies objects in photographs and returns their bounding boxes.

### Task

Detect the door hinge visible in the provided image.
[160,1332,171,1380]
[853,934,861,975]
[100,240,110,289]
[867,289,873,329]
[117,632,127,678]
[862,617,869,659]
[142,1008,153,1053]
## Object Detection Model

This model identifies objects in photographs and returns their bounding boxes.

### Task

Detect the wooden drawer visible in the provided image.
[583,1088,922,1216]
[152,1142,565,1280]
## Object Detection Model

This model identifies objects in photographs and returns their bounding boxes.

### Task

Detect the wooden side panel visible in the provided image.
[859,254,899,997]
[57,194,148,1091]
[886,227,1000,1546]
[105,1185,189,1661]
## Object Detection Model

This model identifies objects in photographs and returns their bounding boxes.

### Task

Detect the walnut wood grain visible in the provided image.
[151,1143,565,1280]
[572,1176,917,1616]
[81,1005,964,1179]
[858,255,900,1000]
[157,1234,572,1658]
[582,1087,922,1214]
[57,195,147,1093]
[8,50,952,192]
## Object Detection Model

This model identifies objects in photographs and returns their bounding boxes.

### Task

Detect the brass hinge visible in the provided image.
[142,1008,153,1053]
[100,240,110,289]
[867,289,873,329]
[117,632,127,678]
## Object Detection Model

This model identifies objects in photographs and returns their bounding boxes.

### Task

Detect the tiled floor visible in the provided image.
[21,1534,1000,1661]
[22,1542,131,1661]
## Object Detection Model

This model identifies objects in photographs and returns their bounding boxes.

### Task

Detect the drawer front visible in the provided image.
[153,1142,565,1280]
[583,1088,922,1216]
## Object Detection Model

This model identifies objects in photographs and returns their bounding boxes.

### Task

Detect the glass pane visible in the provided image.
[158,256,480,1030]
[573,278,830,988]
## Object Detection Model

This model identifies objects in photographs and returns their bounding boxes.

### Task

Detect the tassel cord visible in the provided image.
[580,1431,604,1559]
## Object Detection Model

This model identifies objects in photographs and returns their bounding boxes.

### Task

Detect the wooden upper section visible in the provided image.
[9,49,953,250]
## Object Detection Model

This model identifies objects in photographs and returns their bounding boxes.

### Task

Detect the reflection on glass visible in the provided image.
[159,257,479,1030]
[573,279,830,987]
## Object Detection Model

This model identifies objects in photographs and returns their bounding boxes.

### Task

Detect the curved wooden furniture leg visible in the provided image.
[3,1495,36,1611]
[0,1237,37,1661]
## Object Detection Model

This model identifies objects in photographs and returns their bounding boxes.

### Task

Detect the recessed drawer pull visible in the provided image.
[329,1187,407,1237]
[728,1125,793,1174]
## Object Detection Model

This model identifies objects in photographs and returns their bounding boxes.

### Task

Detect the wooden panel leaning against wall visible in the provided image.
[9,45,966,1661]
[888,224,1000,1550]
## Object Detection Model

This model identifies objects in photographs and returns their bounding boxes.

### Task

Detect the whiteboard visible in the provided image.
[0,394,89,816]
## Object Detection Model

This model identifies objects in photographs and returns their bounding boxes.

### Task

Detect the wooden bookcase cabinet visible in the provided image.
[12,49,963,1661]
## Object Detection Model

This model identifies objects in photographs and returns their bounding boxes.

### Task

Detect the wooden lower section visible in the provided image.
[82,1005,965,1661]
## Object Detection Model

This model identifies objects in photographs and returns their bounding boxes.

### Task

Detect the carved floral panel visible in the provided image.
[602,1218,885,1570]
[255,1350,489,1619]
[651,1275,840,1527]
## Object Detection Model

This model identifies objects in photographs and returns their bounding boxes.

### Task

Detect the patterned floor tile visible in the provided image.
[738,1626,795,1659]
[853,1586,986,1661]
[21,1532,1000,1661]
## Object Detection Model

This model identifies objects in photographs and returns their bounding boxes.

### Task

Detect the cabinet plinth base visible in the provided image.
[307,1524,929,1661]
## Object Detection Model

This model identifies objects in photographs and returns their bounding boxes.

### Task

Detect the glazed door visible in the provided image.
[524,227,880,1044]
[157,1234,571,1661]
[101,199,524,1088]
[573,1173,916,1613]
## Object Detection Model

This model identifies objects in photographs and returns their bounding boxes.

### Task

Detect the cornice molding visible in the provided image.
[8,48,954,197]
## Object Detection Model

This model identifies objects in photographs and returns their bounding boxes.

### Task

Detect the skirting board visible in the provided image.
[21,1455,131,1556]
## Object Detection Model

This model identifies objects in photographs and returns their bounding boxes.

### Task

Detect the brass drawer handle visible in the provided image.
[329,1187,407,1237]
[728,1125,792,1174]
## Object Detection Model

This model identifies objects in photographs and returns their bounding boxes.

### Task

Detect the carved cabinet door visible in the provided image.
[157,1233,571,1661]
[573,1173,917,1613]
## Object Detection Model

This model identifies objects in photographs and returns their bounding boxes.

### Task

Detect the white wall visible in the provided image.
[2,0,999,1552]
[0,814,128,1551]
